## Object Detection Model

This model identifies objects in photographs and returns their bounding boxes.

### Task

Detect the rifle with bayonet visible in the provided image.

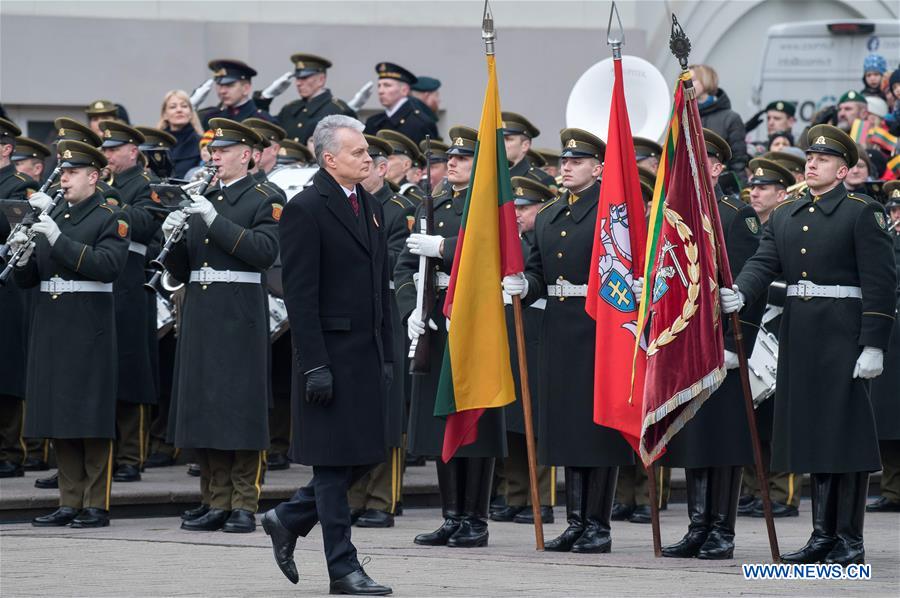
[409,135,437,373]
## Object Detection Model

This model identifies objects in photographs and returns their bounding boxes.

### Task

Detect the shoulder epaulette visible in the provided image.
[847,193,873,205]
[141,173,151,182]
[14,173,29,182]
[390,198,406,209]
[719,195,743,211]
[539,197,560,214]
[772,198,798,212]
[99,203,114,213]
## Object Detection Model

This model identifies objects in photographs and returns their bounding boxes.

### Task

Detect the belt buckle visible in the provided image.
[796,281,812,301]
[47,276,68,294]
[197,267,214,284]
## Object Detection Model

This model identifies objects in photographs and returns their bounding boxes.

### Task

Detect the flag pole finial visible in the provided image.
[607,1,625,59]
[482,0,496,55]
[669,13,691,72]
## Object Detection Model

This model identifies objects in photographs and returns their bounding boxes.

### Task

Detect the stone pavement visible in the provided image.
[1,502,897,597]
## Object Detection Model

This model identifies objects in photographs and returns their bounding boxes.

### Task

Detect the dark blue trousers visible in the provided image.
[275,464,374,580]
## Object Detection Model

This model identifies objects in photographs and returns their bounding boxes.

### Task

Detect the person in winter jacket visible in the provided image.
[690,64,749,183]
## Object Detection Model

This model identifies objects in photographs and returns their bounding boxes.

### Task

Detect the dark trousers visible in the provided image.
[878,440,900,501]
[116,402,148,468]
[276,464,374,580]
[268,391,292,458]
[0,395,25,463]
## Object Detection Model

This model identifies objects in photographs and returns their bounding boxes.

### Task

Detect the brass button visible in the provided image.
[302,108,307,113]
[802,271,808,278]
[559,296,566,302]
[217,195,224,201]
[400,118,406,124]
[204,238,209,244]
[445,204,451,209]
[565,210,571,216]
[203,261,209,267]
[802,225,809,231]
[64,213,70,219]
[808,207,815,213]
[51,294,58,300]
[438,222,444,228]
[560,231,567,237]
[557,252,563,259]
[800,248,806,254]
[201,285,208,290]
[557,275,564,281]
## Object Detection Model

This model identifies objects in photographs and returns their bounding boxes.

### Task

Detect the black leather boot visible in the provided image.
[781,473,837,563]
[663,467,711,558]
[824,472,868,565]
[414,458,463,546]
[571,467,616,553]
[545,467,585,552]
[698,466,741,560]
[448,457,493,548]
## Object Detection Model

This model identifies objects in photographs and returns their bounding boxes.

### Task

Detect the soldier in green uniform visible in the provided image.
[245,118,287,186]
[727,125,897,565]
[12,140,130,527]
[85,99,122,136]
[764,149,806,185]
[165,118,280,533]
[503,129,634,553]
[0,118,39,479]
[534,148,561,180]
[421,138,449,194]
[396,125,506,547]
[347,135,416,528]
[12,136,50,186]
[377,129,425,203]
[275,139,314,167]
[867,181,900,513]
[491,177,556,525]
[410,76,442,134]
[501,112,557,188]
[276,54,356,146]
[99,121,160,483]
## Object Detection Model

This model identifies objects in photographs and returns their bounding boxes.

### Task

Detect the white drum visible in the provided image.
[157,295,175,339]
[748,306,781,407]
[268,165,318,199]
[269,294,289,342]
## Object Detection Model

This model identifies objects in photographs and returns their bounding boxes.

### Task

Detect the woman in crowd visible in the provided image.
[156,90,203,179]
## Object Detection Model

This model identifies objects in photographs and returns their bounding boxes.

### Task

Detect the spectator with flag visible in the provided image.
[504,128,634,554]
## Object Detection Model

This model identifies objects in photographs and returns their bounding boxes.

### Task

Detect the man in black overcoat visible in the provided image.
[262,115,393,596]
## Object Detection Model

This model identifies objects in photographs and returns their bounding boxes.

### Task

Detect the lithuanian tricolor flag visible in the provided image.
[434,53,523,463]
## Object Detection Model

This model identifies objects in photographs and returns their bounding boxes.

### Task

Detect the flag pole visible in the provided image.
[669,14,780,563]
[607,0,663,557]
[484,0,543,550]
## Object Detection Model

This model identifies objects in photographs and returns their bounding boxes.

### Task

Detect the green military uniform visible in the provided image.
[502,112,557,189]
[17,141,129,527]
[378,129,426,204]
[166,119,280,532]
[275,139,314,166]
[349,136,415,526]
[0,117,39,478]
[99,122,160,481]
[867,182,900,512]
[735,125,897,565]
[613,466,671,521]
[491,178,557,525]
[276,54,356,145]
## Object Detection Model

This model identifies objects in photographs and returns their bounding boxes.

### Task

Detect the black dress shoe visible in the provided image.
[447,518,489,548]
[696,529,734,560]
[182,504,210,521]
[70,508,110,528]
[628,504,652,524]
[356,509,394,528]
[186,463,201,477]
[22,457,50,472]
[222,508,256,533]
[261,510,299,584]
[413,517,461,546]
[144,452,176,468]
[266,453,291,471]
[489,505,524,522]
[329,568,392,595]
[544,525,584,552]
[180,508,230,531]
[866,496,900,512]
[0,460,24,478]
[513,506,554,525]
[823,539,865,565]
[737,497,761,517]
[32,506,79,527]
[751,500,798,518]
[571,526,612,553]
[610,502,633,521]
[35,472,58,489]
[489,495,507,515]
[395,502,403,516]
[113,464,141,482]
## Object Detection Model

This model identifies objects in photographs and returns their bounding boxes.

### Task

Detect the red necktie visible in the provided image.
[348,192,359,216]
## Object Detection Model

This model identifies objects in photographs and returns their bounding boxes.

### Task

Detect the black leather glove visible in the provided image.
[811,105,838,126]
[383,363,394,390]
[744,109,765,133]
[305,367,334,406]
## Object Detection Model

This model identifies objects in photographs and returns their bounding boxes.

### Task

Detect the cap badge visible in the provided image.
[214,68,227,77]
[378,63,387,72]
[215,128,224,137]
[815,135,826,145]
[892,189,900,199]
[62,150,73,159]
[278,147,287,155]
[453,137,464,146]
[103,129,112,138]
[296,61,305,69]
[515,186,524,196]
[776,101,784,110]
[58,128,65,136]
[848,91,856,99]
[93,101,104,109]
[566,139,578,148]
[755,167,764,176]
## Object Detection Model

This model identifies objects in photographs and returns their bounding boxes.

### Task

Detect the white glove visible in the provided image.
[724,350,739,370]
[189,78,215,109]
[262,71,295,99]
[31,214,61,246]
[407,233,443,258]
[28,191,53,212]
[8,230,29,252]
[407,314,438,341]
[632,277,644,304]
[14,241,35,267]
[185,194,217,226]
[502,273,528,298]
[162,210,189,239]
[719,284,745,314]
[853,347,884,379]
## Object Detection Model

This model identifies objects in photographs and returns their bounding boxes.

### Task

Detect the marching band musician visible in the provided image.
[164,118,281,533]
[13,140,130,528]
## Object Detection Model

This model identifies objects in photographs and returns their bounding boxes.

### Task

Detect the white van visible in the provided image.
[751,19,899,140]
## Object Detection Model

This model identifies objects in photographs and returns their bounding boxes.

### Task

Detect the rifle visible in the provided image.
[409,135,437,373]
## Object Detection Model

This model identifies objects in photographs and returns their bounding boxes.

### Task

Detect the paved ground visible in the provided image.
[2,502,897,597]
